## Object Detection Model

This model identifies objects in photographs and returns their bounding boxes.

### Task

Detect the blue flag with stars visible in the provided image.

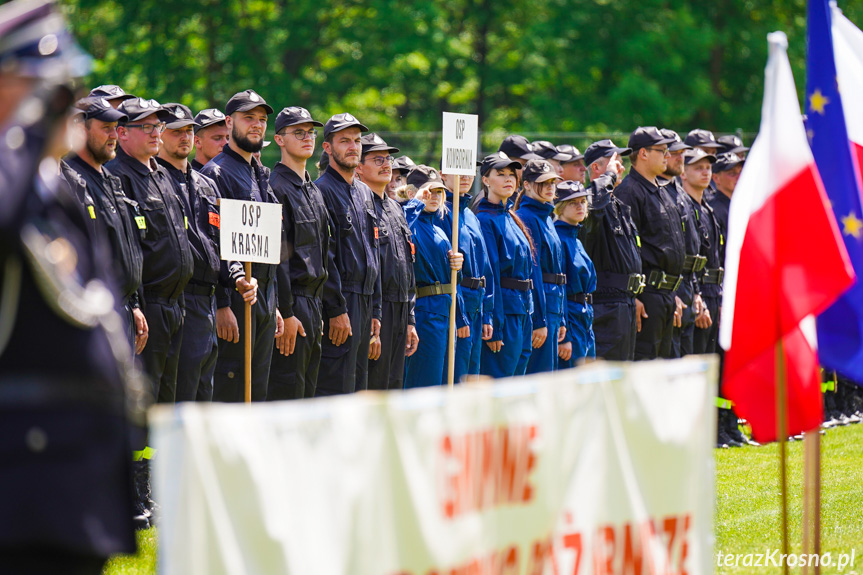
[807,0,863,384]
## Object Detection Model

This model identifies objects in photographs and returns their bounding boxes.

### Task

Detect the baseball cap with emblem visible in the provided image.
[556,144,584,163]
[480,151,522,176]
[628,126,676,151]
[88,84,135,103]
[554,180,590,204]
[323,113,369,140]
[407,165,448,191]
[117,97,173,123]
[713,152,745,173]
[583,139,632,167]
[193,108,226,133]
[522,159,563,183]
[717,134,749,155]
[361,133,399,155]
[683,148,717,165]
[531,140,570,162]
[661,129,692,152]
[498,135,543,161]
[75,96,127,123]
[275,106,323,133]
[392,156,416,174]
[684,128,723,150]
[163,103,197,129]
[225,89,274,115]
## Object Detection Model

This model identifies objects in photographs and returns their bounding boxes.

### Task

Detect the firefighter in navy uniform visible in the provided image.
[200,90,281,402]
[0,0,142,570]
[192,108,229,172]
[267,106,343,399]
[315,113,383,395]
[580,139,643,361]
[358,133,418,390]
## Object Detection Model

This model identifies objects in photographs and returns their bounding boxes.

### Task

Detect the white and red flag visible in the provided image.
[719,32,854,442]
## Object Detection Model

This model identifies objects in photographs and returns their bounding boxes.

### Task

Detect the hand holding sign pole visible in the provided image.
[441,112,479,389]
[220,198,282,402]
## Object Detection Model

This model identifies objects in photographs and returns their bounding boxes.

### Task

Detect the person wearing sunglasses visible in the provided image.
[615,126,687,361]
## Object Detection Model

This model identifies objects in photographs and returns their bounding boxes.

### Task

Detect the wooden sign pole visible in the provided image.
[776,340,789,575]
[244,261,252,403]
[447,178,461,389]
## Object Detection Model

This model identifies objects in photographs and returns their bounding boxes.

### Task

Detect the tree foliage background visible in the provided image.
[48,0,863,163]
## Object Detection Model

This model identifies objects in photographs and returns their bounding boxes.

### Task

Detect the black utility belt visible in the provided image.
[416,282,454,298]
[596,271,646,296]
[702,267,725,285]
[682,254,708,273]
[185,280,216,297]
[646,269,684,291]
[542,272,567,286]
[500,277,533,291]
[461,276,486,290]
[143,291,180,306]
[567,292,593,305]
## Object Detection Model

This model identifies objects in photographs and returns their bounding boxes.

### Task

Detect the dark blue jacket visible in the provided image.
[409,208,458,315]
[516,196,566,329]
[555,220,597,345]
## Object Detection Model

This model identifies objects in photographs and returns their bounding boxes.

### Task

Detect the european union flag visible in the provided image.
[807,0,863,384]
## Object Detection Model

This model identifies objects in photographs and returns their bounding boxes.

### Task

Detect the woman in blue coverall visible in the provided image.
[474,152,536,378]
[403,165,464,388]
[516,160,566,373]
[438,172,494,383]
[554,180,597,367]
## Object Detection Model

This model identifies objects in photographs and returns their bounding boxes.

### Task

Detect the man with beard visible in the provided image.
[156,103,257,402]
[65,97,147,355]
[201,90,281,402]
[315,113,382,395]
[266,106,342,400]
[357,133,418,390]
[191,108,229,172]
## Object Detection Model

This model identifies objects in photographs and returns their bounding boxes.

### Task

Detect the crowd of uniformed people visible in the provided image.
[6,1,863,572]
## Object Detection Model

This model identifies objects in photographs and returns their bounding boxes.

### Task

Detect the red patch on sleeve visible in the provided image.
[209,212,220,228]
[374,227,379,239]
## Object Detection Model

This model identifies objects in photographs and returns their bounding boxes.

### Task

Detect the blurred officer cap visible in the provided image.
[88,84,135,103]
[522,159,563,183]
[684,128,723,150]
[225,89,274,115]
[628,126,676,151]
[531,140,570,162]
[717,134,749,155]
[392,155,416,174]
[583,139,632,167]
[275,106,323,133]
[162,103,197,129]
[323,113,369,140]
[661,129,692,152]
[555,180,590,204]
[407,164,448,191]
[480,151,522,176]
[498,134,543,161]
[75,95,127,122]
[193,108,226,133]
[118,97,173,123]
[361,133,399,155]
[683,148,717,165]
[556,144,584,163]
[712,152,745,172]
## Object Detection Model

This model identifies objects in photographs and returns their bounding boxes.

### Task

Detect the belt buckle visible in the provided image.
[527,279,534,290]
[433,281,442,295]
[628,273,646,295]
[671,275,683,291]
[716,268,725,284]
[480,276,486,288]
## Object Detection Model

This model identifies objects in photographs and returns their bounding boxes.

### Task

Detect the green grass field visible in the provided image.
[104,424,863,575]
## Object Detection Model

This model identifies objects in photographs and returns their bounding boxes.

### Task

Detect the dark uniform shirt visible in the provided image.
[315,166,382,320]
[190,158,206,173]
[59,159,96,233]
[616,168,686,276]
[372,191,415,324]
[707,189,730,240]
[689,193,724,298]
[200,144,278,308]
[580,173,642,293]
[156,158,222,287]
[105,146,193,301]
[65,154,144,304]
[269,162,344,318]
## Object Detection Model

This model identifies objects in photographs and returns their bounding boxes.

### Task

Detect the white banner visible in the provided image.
[441,112,479,175]
[152,357,716,575]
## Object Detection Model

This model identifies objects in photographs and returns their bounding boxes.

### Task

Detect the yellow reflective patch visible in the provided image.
[720,234,724,246]
[135,216,146,230]
[87,205,96,220]
[635,235,641,248]
[185,216,189,229]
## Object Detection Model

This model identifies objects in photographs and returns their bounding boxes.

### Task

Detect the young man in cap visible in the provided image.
[357,133,419,390]
[708,152,744,236]
[387,155,416,201]
[266,106,342,400]
[88,84,136,109]
[191,108,229,171]
[615,127,687,360]
[580,139,642,361]
[315,113,382,395]
[156,103,257,402]
[200,89,281,403]
[531,140,569,177]
[717,134,749,158]
[558,144,587,184]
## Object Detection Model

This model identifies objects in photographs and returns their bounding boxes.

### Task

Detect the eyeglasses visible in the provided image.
[286,128,317,141]
[645,146,670,156]
[366,156,395,167]
[125,122,166,134]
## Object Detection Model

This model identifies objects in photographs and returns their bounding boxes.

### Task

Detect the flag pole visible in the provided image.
[447,177,461,389]
[244,261,252,403]
[775,339,789,575]
[802,428,821,575]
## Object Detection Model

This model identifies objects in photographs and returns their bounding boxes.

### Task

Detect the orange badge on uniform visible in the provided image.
[410,242,416,255]
[209,212,220,228]
[374,227,379,239]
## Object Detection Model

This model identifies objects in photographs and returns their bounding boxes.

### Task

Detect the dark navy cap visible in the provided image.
[75,96,127,123]
[88,84,135,103]
[583,139,632,167]
[498,135,543,161]
[684,128,722,149]
[117,97,173,123]
[323,113,369,140]
[717,134,749,155]
[556,144,584,163]
[713,152,744,173]
[531,140,569,162]
[628,126,676,151]
[225,89,273,115]
[661,129,692,152]
[162,103,197,129]
[392,155,416,174]
[555,180,590,204]
[683,148,717,165]
[361,133,399,155]
[522,159,563,183]
[275,106,323,133]
[193,108,226,133]
[480,151,522,176]
[407,165,448,191]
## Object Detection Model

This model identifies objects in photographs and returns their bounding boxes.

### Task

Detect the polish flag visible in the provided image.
[719,32,854,442]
